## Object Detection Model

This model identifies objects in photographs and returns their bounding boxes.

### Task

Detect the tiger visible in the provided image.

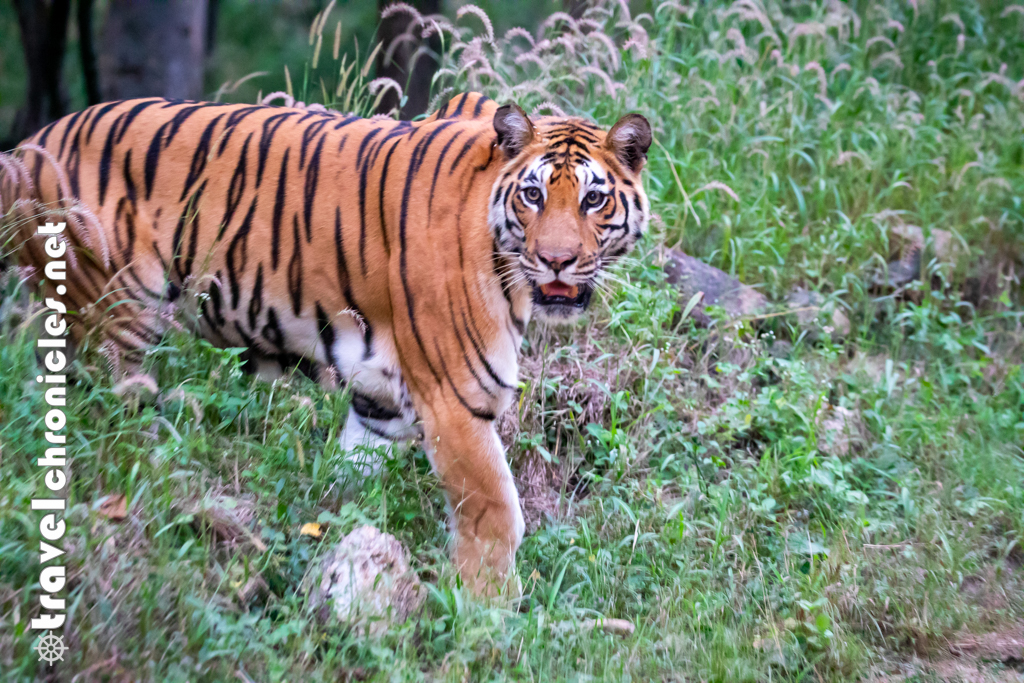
[1,92,652,594]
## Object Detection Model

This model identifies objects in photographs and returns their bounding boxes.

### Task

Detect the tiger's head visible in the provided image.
[488,103,652,323]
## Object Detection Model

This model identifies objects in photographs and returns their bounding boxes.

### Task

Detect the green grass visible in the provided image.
[2,0,1024,680]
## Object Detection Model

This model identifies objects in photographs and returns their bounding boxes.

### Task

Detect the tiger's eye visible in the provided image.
[584,190,605,208]
[523,187,542,203]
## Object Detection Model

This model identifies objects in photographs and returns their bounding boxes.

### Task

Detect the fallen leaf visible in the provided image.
[98,494,127,522]
[300,522,323,538]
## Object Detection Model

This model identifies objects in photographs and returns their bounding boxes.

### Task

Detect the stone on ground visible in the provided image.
[662,248,768,325]
[303,525,424,634]
[785,287,852,339]
[876,224,962,287]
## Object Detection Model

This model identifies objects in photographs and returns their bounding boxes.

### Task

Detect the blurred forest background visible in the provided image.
[0,0,578,148]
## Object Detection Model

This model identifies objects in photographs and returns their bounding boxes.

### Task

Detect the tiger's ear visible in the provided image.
[605,113,652,173]
[493,103,535,159]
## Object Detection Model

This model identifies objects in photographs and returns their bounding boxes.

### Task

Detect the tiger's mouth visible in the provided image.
[532,281,593,319]
[539,281,579,299]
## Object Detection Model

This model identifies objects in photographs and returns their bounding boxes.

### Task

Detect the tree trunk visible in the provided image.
[77,0,101,105]
[99,0,209,101]
[9,0,72,143]
[376,0,440,119]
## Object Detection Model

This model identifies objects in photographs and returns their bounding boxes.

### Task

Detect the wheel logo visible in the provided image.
[34,632,67,665]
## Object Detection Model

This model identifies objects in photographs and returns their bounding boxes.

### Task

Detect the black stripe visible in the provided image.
[492,245,525,334]
[261,307,284,351]
[288,215,303,315]
[448,131,484,174]
[458,292,514,390]
[125,265,163,300]
[356,126,384,275]
[375,139,402,256]
[57,108,87,159]
[99,113,126,205]
[143,121,171,200]
[98,113,122,208]
[180,113,224,201]
[303,132,326,242]
[248,263,264,330]
[66,129,82,196]
[164,103,211,146]
[113,197,132,268]
[85,100,123,143]
[114,99,162,144]
[171,180,206,281]
[217,105,263,156]
[122,149,137,206]
[219,132,251,239]
[271,147,290,270]
[449,93,470,118]
[367,123,412,169]
[332,115,359,130]
[355,127,382,166]
[472,95,491,118]
[115,150,138,266]
[208,271,225,326]
[434,340,495,421]
[445,291,495,398]
[227,198,257,309]
[397,123,460,385]
[256,112,294,187]
[427,129,464,216]
[234,321,256,348]
[316,302,338,371]
[299,118,329,169]
[334,206,367,336]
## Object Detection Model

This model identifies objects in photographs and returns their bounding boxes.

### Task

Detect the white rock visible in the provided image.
[303,525,424,634]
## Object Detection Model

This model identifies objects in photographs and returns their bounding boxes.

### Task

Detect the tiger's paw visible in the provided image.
[451,503,525,599]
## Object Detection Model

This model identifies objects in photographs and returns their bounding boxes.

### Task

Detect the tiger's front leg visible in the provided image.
[415,393,525,596]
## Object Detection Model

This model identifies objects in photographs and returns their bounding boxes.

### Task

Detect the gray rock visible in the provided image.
[875,225,961,287]
[785,288,851,338]
[303,526,424,634]
[662,249,768,325]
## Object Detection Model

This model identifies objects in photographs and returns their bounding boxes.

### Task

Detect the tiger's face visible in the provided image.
[489,104,652,323]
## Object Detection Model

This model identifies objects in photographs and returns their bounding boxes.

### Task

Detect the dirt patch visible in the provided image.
[868,625,1024,682]
[516,449,560,534]
[948,627,1024,665]
[959,569,1011,612]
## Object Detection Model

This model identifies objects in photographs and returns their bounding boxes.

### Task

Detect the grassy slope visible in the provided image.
[2,0,1024,680]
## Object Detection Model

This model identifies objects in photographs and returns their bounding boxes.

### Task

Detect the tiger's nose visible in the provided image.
[538,250,578,274]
